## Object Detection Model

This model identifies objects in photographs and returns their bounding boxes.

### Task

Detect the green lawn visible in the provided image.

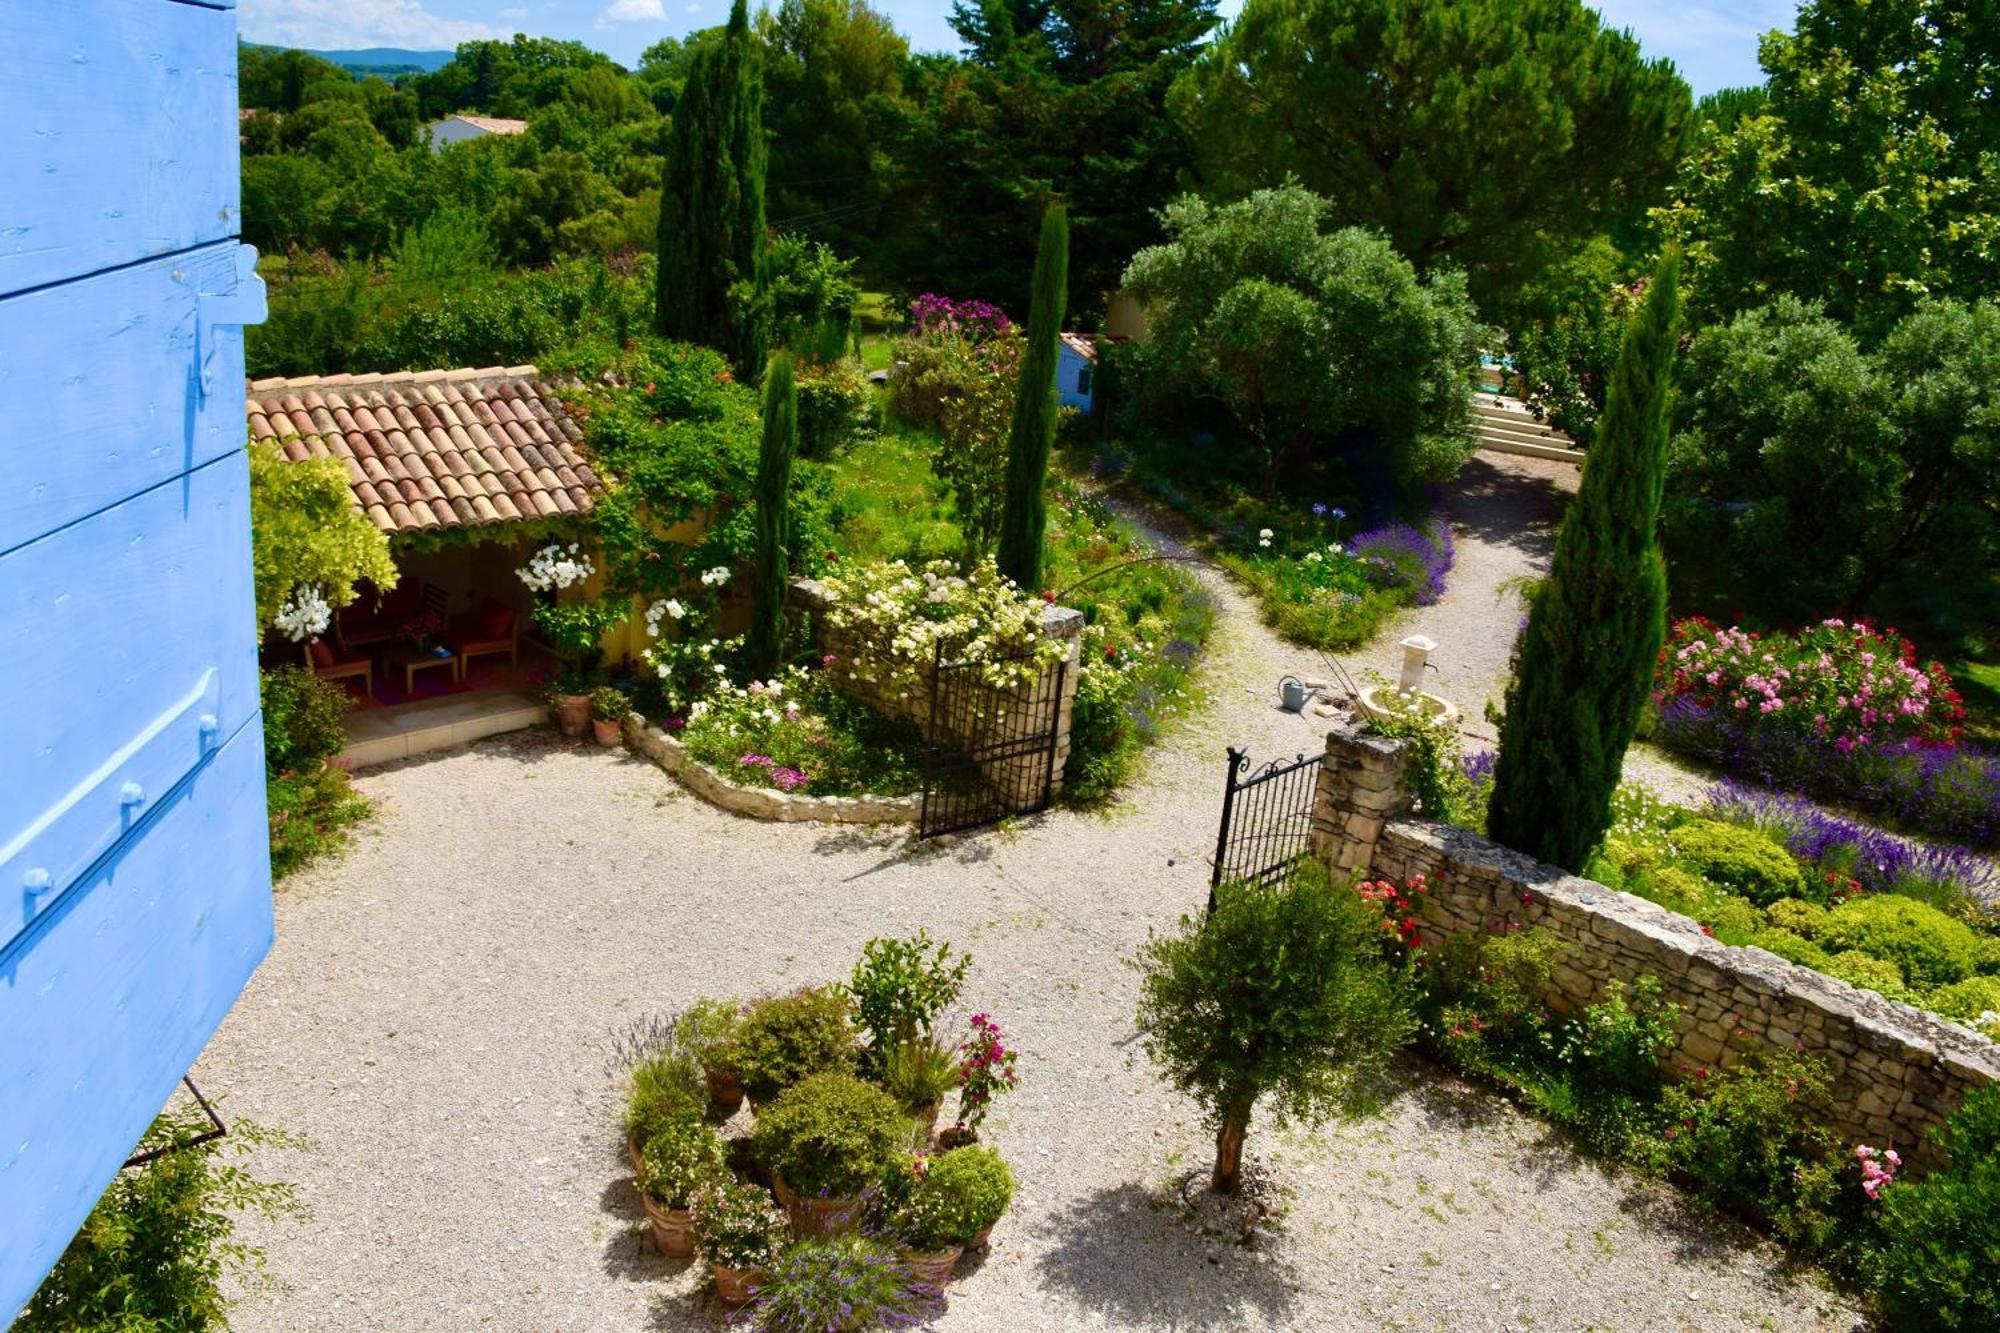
[1951,658,2000,745]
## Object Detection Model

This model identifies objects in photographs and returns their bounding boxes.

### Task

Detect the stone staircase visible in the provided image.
[1474,394,1585,463]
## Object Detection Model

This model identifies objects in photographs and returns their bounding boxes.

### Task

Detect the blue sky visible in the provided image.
[238,0,1796,96]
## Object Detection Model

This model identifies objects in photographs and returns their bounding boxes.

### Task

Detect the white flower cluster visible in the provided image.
[641,633,741,712]
[818,556,1061,698]
[1258,527,1274,549]
[517,542,594,592]
[699,566,732,587]
[644,597,688,637]
[274,584,331,642]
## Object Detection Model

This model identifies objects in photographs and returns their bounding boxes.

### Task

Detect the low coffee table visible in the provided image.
[384,643,459,694]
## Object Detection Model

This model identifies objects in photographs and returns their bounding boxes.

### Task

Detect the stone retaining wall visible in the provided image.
[791,579,1085,803]
[625,713,918,825]
[1312,720,2000,1163]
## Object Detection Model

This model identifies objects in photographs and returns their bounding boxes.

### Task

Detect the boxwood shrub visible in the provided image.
[752,1072,910,1200]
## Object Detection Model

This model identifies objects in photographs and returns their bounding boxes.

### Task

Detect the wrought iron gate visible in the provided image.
[919,642,1068,838]
[1209,746,1324,903]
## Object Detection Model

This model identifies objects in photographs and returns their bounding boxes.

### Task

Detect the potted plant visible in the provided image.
[740,1234,942,1331]
[690,1175,786,1308]
[590,686,631,746]
[529,598,620,739]
[617,1016,707,1172]
[938,1012,1017,1150]
[680,998,749,1113]
[734,986,858,1109]
[876,1036,956,1141]
[884,1154,966,1287]
[923,1144,1013,1252]
[752,1072,909,1236]
[847,930,969,1067]
[635,1115,728,1256]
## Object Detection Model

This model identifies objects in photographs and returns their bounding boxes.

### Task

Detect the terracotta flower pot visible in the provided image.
[639,1190,696,1257]
[911,1101,941,1145]
[592,717,622,746]
[626,1135,645,1176]
[711,1261,765,1308]
[555,693,591,738]
[705,1066,745,1115]
[773,1176,866,1237]
[899,1244,962,1288]
[968,1219,997,1251]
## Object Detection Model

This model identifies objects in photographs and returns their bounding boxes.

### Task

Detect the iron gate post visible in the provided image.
[1209,745,1246,911]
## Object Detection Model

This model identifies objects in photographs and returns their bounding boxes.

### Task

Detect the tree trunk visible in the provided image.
[1211,1117,1247,1195]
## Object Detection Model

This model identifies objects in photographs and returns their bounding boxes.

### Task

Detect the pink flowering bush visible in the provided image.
[679,666,924,798]
[1657,617,1965,750]
[1855,1143,1901,1200]
[953,1013,1018,1134]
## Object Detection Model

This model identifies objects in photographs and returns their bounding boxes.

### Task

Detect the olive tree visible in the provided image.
[1134,861,1416,1194]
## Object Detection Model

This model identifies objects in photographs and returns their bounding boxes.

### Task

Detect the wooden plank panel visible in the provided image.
[0,722,272,1314]
[0,242,260,554]
[0,1,240,293]
[0,449,260,959]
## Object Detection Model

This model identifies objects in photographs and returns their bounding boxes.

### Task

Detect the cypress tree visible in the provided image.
[995,204,1069,591]
[747,353,798,681]
[655,0,767,377]
[1486,253,1682,871]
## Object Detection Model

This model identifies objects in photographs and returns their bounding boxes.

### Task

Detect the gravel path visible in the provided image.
[193,453,1862,1332]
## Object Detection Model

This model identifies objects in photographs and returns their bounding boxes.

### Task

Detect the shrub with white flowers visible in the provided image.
[817,557,1063,700]
[517,542,595,593]
[273,584,332,642]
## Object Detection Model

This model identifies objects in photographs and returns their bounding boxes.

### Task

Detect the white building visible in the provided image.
[425,114,528,152]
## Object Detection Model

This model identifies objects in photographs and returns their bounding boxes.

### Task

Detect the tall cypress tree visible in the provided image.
[995,204,1069,591]
[1486,252,1681,871]
[747,353,798,681]
[655,0,767,377]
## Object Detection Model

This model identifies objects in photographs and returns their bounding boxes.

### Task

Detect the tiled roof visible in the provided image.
[1059,332,1098,362]
[246,366,605,536]
[450,115,528,135]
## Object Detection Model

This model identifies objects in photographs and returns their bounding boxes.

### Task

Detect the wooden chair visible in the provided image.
[305,639,373,697]
[446,601,520,679]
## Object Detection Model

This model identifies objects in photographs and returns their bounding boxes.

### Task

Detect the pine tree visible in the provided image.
[995,204,1068,591]
[655,0,768,377]
[1486,252,1681,871]
[747,353,798,681]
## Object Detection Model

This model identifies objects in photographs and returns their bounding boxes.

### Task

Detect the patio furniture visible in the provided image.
[335,578,428,648]
[447,601,520,677]
[306,639,373,696]
[384,642,460,695]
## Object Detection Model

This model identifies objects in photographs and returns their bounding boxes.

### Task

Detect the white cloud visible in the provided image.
[239,0,515,49]
[597,0,667,26]
[500,5,527,18]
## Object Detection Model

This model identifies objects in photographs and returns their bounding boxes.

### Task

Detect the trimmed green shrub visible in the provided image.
[794,361,875,458]
[1821,950,1912,1003]
[752,1072,910,1199]
[637,1115,728,1208]
[1704,892,1767,946]
[1928,976,2000,1025]
[922,1145,1014,1243]
[1667,819,1805,905]
[1818,895,1984,990]
[1870,1084,2000,1331]
[735,986,858,1105]
[1765,898,1829,938]
[1630,865,1710,917]
[260,666,350,776]
[1750,928,1834,973]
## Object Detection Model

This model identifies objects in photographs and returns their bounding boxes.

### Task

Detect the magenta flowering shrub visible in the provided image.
[954,1013,1018,1133]
[1658,617,1965,750]
[908,293,1012,343]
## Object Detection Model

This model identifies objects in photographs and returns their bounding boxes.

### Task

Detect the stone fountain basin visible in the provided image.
[1355,685,1462,731]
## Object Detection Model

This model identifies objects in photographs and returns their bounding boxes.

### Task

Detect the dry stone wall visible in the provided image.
[1312,720,2000,1164]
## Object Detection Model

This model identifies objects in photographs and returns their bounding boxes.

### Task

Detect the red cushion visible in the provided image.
[478,605,515,641]
[309,640,336,667]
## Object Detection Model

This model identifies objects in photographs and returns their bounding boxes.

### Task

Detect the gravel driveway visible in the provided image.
[193,455,1860,1332]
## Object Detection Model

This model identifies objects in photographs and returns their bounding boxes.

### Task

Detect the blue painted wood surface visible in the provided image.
[1056,342,1094,412]
[0,1,241,293]
[1,0,270,1319]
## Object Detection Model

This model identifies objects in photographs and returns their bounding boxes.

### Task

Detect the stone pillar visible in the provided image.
[1309,720,1414,873]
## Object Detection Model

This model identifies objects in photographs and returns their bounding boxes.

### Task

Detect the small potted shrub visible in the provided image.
[590,686,631,746]
[885,1156,966,1286]
[691,1175,787,1307]
[752,1072,909,1235]
[680,998,749,1113]
[937,1012,1017,1150]
[877,1037,956,1140]
[924,1144,1014,1252]
[617,1017,708,1172]
[635,1116,728,1256]
[743,1234,942,1332]
[735,987,859,1108]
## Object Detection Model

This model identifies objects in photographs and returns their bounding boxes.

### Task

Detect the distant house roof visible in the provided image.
[440,114,527,136]
[1059,332,1098,362]
[246,366,604,536]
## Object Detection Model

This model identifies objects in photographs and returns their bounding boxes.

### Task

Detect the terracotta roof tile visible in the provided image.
[245,367,603,537]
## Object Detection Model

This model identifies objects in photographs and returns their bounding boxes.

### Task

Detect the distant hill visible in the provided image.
[244,44,456,78]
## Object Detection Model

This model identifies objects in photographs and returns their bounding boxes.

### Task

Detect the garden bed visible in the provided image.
[626,714,919,825]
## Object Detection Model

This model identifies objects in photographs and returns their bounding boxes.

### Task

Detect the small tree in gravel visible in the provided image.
[1487,252,1681,871]
[1134,861,1416,1194]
